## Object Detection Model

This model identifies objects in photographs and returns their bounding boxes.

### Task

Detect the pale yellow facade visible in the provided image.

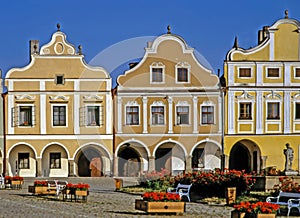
[114,30,222,176]
[224,12,300,173]
[4,26,113,177]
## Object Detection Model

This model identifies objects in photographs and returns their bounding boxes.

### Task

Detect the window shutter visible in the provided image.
[32,106,36,126]
[12,107,19,127]
[79,107,86,126]
[99,105,104,126]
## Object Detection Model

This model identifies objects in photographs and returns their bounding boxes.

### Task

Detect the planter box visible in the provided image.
[255,214,276,218]
[75,190,88,196]
[231,211,246,218]
[135,199,185,214]
[11,180,23,185]
[28,186,49,194]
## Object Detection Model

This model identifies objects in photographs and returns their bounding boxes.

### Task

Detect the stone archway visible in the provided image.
[118,146,140,177]
[78,148,103,177]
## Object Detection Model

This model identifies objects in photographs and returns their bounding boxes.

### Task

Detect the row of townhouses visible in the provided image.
[0,11,299,177]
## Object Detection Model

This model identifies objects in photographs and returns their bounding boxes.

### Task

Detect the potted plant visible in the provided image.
[28,180,49,194]
[135,192,185,214]
[232,201,280,218]
[63,183,89,202]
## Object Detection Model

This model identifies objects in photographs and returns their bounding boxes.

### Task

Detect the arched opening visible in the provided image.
[118,146,140,177]
[229,143,251,172]
[78,148,103,177]
[155,142,185,175]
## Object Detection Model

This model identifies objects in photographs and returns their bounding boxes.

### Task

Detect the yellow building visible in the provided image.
[113,27,222,176]
[4,24,113,177]
[224,11,300,173]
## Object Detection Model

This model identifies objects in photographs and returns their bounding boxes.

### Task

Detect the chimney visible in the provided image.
[29,40,39,57]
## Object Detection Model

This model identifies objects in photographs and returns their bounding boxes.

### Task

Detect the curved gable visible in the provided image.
[117,33,218,89]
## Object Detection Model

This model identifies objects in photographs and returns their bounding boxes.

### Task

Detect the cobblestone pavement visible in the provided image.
[0,177,237,218]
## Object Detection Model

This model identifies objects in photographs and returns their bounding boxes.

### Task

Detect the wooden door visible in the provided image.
[90,157,102,177]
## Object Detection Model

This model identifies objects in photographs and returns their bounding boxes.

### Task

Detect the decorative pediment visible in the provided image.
[40,25,76,56]
[83,95,103,101]
[125,101,139,106]
[15,95,36,100]
[292,92,300,100]
[264,91,282,100]
[201,100,213,106]
[176,101,189,106]
[49,95,69,101]
[151,101,165,106]
[236,91,254,100]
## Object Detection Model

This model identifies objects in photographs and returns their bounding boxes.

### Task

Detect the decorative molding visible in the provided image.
[49,95,70,101]
[15,95,36,100]
[176,101,189,106]
[83,95,103,101]
[236,91,255,100]
[264,91,282,100]
[125,101,139,106]
[151,101,165,106]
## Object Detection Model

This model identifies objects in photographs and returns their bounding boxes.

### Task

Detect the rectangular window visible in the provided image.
[202,106,214,124]
[151,106,164,125]
[19,106,32,126]
[126,106,139,125]
[87,106,100,126]
[18,153,29,169]
[296,68,300,78]
[267,68,279,77]
[53,106,66,126]
[239,68,251,77]
[50,153,61,169]
[55,75,64,85]
[267,102,280,119]
[239,103,252,120]
[177,68,188,82]
[176,106,189,125]
[152,68,163,82]
[295,103,300,119]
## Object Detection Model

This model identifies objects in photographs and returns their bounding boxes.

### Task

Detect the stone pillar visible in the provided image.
[148,156,155,172]
[185,155,192,172]
[142,96,148,133]
[114,156,119,177]
[193,96,198,133]
[117,97,122,133]
[261,156,267,170]
[168,96,173,133]
[36,158,42,177]
[223,154,229,170]
[68,160,75,177]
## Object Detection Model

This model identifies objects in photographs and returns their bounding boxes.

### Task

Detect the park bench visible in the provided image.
[167,183,192,202]
[266,191,300,216]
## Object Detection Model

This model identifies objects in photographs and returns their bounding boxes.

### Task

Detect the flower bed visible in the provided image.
[233,201,280,217]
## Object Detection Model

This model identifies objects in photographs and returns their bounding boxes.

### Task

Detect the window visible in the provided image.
[18,153,29,169]
[177,68,188,82]
[50,153,61,169]
[126,106,139,125]
[295,103,300,119]
[55,75,64,85]
[151,106,164,125]
[267,68,279,77]
[295,68,300,78]
[239,103,252,120]
[202,106,214,124]
[19,106,32,126]
[239,68,251,77]
[267,102,280,119]
[176,106,189,125]
[152,68,163,82]
[87,106,101,126]
[53,105,66,126]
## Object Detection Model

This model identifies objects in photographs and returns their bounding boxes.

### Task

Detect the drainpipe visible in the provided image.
[2,92,7,176]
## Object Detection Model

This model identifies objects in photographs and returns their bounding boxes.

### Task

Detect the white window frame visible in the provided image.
[294,67,300,78]
[175,101,190,125]
[150,62,165,84]
[51,104,68,127]
[17,104,35,128]
[200,101,215,125]
[85,104,103,127]
[175,62,191,84]
[238,101,253,121]
[150,101,166,126]
[294,101,300,120]
[124,101,140,126]
[266,66,281,79]
[238,67,253,78]
[266,100,281,120]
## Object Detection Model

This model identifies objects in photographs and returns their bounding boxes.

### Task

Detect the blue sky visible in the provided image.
[0,0,299,83]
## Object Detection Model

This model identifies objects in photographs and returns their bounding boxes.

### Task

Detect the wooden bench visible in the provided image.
[167,183,192,202]
[266,191,300,216]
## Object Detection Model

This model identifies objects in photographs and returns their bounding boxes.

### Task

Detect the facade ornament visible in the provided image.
[285,10,289,19]
[15,95,36,100]
[57,23,61,31]
[78,45,82,55]
[49,95,69,101]
[167,25,171,34]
